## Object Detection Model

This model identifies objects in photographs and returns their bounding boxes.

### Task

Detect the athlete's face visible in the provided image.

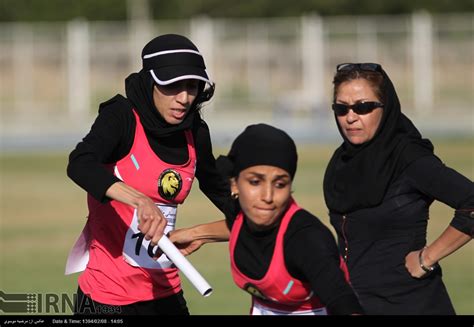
[231,165,292,232]
[153,79,200,125]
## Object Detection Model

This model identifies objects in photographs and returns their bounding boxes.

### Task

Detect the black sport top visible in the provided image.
[226,207,363,315]
[329,155,473,315]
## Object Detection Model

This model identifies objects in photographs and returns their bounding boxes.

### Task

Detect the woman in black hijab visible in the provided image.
[323,63,473,315]
[66,34,232,315]
[170,124,363,315]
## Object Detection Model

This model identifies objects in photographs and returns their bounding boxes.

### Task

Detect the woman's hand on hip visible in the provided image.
[405,249,427,278]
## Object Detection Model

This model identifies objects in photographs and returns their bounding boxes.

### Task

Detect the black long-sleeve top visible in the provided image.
[329,155,473,315]
[67,95,232,216]
[226,207,363,315]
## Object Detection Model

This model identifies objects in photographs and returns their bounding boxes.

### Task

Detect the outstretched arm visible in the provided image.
[169,220,230,256]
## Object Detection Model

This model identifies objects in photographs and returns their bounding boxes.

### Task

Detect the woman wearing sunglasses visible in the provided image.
[323,63,473,315]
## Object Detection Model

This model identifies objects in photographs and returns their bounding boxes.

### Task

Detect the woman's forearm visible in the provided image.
[105,181,150,207]
[423,225,472,266]
[106,181,168,245]
[169,220,230,256]
[185,219,230,243]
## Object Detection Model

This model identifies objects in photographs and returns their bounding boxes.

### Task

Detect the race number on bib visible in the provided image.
[122,204,177,269]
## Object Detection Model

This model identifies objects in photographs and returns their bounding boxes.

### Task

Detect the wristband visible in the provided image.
[419,247,437,273]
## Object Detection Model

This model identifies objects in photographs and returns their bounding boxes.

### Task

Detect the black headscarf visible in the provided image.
[216,123,298,180]
[124,71,199,138]
[323,66,434,213]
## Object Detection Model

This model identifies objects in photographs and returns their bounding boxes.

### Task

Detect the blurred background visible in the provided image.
[0,0,472,316]
[1,0,473,148]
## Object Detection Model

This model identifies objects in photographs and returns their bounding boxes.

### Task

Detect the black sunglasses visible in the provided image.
[332,102,384,116]
[336,63,382,73]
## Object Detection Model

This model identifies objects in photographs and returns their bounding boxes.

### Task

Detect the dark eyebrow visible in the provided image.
[247,172,290,181]
[273,174,290,181]
[246,172,265,179]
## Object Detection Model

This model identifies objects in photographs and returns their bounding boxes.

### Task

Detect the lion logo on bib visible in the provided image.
[158,169,182,200]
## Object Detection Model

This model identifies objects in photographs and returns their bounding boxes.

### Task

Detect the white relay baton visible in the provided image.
[157,235,213,297]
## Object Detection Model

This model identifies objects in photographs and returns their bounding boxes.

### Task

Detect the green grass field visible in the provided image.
[0,140,472,315]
